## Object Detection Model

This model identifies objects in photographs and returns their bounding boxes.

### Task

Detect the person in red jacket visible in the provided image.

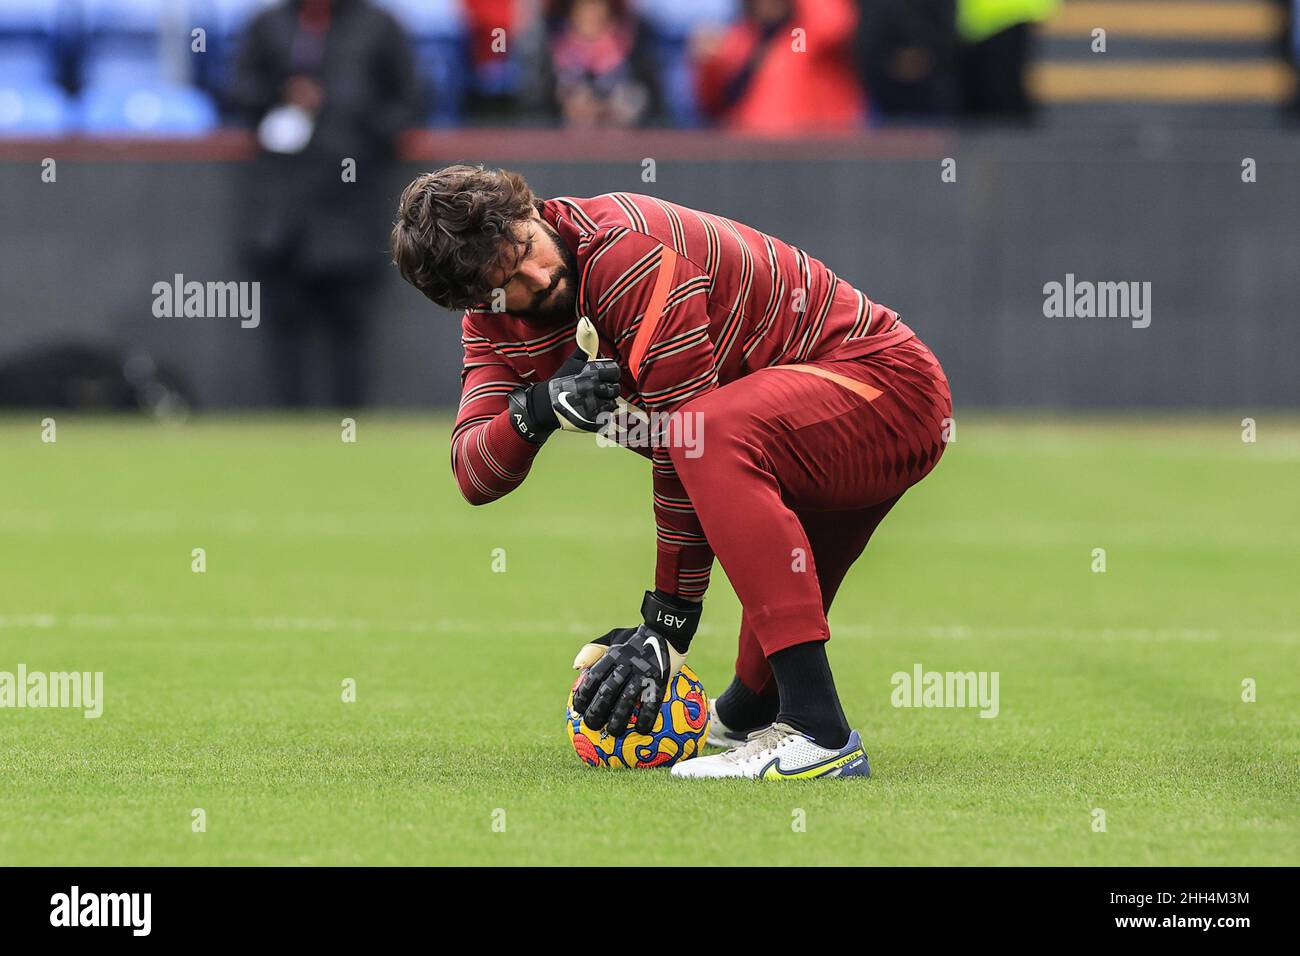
[391,165,951,779]
[694,0,866,133]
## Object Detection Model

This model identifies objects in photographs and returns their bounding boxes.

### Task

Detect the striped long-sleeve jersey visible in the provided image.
[451,192,915,600]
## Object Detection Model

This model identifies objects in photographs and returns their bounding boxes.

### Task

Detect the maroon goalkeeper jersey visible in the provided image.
[451,192,916,600]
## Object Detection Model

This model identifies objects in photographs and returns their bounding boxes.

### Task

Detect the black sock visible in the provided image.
[715,676,779,733]
[769,641,851,749]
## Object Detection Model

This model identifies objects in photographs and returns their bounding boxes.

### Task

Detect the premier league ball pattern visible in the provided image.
[566,665,709,768]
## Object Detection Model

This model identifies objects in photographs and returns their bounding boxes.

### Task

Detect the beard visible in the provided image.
[513,221,580,324]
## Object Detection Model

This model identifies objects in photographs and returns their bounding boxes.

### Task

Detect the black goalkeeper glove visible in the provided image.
[506,350,620,445]
[571,591,703,735]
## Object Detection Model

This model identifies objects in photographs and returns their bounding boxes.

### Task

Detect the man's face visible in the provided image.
[489,211,579,323]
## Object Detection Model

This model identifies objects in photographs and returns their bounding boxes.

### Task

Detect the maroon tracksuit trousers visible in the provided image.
[667,335,952,694]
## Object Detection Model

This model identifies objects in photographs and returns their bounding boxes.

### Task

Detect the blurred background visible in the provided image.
[1,0,1298,411]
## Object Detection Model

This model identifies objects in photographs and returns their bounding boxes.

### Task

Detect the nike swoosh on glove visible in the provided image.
[547,358,620,432]
[506,354,620,444]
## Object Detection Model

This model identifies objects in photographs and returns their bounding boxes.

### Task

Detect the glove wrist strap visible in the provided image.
[506,386,555,445]
[641,589,702,654]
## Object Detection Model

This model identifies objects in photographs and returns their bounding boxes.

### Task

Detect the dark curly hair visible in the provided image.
[390,165,545,310]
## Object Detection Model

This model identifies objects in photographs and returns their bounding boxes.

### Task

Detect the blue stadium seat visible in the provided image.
[82,36,167,87]
[631,0,738,40]
[0,37,59,83]
[652,35,703,127]
[209,0,272,35]
[81,0,172,34]
[377,0,470,125]
[475,55,520,100]
[632,0,738,127]
[376,0,466,37]
[0,0,63,84]
[79,0,175,88]
[0,80,72,136]
[78,81,218,136]
[0,0,62,32]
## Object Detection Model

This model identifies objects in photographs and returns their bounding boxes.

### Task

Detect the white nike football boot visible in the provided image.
[705,698,766,749]
[672,722,871,780]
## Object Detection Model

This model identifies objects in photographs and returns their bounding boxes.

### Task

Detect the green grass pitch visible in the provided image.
[0,413,1296,866]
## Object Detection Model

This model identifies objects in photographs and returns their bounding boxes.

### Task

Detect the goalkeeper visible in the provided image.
[391,166,951,780]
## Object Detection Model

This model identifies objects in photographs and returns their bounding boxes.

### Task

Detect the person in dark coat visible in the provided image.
[229,0,424,407]
[856,0,959,121]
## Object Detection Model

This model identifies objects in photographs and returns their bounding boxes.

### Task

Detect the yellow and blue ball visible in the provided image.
[566,665,709,768]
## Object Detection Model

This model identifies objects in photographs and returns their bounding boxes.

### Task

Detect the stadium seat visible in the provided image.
[0,0,62,34]
[0,37,59,83]
[0,80,72,136]
[0,0,63,84]
[631,0,738,127]
[209,0,273,34]
[81,0,175,34]
[81,36,168,87]
[651,35,703,127]
[475,56,520,100]
[79,0,187,88]
[78,81,218,136]
[376,0,471,125]
[632,0,737,40]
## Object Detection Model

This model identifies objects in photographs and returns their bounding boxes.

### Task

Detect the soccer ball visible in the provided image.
[566,665,709,768]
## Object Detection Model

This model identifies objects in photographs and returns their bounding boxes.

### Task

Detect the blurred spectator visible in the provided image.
[463,0,521,111]
[694,0,864,133]
[228,0,423,407]
[857,0,958,121]
[531,0,660,127]
[955,0,1059,121]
